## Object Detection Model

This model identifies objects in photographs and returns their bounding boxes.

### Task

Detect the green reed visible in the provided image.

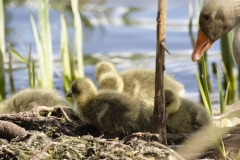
[9,45,37,88]
[0,0,5,101]
[195,55,229,159]
[30,0,53,89]
[220,31,237,104]
[60,14,73,94]
[8,45,15,94]
[59,0,85,95]
[71,0,84,78]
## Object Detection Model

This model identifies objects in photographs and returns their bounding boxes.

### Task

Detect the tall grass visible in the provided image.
[188,0,213,104]
[71,0,84,78]
[220,31,237,104]
[0,0,5,101]
[9,45,37,88]
[60,14,72,94]
[30,0,53,89]
[1,0,85,99]
[194,55,212,115]
[195,55,230,158]
[8,45,15,94]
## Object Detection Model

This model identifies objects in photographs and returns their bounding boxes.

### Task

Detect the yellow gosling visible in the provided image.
[67,78,151,136]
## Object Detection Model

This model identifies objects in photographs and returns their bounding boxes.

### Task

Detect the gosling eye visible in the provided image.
[165,100,172,107]
[72,87,80,95]
[203,14,210,20]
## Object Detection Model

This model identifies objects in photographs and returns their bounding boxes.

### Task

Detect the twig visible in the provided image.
[58,106,74,125]
[153,0,167,144]
[0,120,29,141]
[122,132,161,144]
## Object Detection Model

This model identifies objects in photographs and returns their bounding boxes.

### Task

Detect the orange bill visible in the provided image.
[191,29,214,62]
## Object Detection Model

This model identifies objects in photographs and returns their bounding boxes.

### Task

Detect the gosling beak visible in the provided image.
[67,92,72,97]
[191,29,214,62]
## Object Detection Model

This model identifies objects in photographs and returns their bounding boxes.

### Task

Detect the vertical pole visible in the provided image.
[152,0,167,145]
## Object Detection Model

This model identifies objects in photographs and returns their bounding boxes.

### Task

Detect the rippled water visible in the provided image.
[4,0,224,105]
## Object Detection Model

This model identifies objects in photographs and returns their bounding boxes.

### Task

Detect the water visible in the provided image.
[4,0,224,105]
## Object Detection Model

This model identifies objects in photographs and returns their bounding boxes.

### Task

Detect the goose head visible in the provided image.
[98,72,124,92]
[95,61,117,82]
[67,78,97,104]
[192,0,240,62]
[165,89,180,114]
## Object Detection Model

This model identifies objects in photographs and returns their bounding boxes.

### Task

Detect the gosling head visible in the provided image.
[165,89,180,114]
[67,78,97,104]
[98,72,124,92]
[95,61,117,82]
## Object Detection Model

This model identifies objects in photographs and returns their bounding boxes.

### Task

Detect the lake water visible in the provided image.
[4,0,225,105]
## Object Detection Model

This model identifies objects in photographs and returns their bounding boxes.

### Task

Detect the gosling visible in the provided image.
[95,61,117,82]
[96,62,185,110]
[95,61,185,100]
[67,78,151,136]
[165,89,211,133]
[0,88,71,114]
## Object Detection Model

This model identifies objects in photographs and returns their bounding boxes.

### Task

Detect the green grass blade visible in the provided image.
[0,0,5,58]
[28,44,37,88]
[8,47,28,64]
[223,83,230,114]
[216,65,224,113]
[38,0,53,89]
[8,46,15,94]
[201,55,212,114]
[220,30,237,104]
[188,2,195,48]
[207,128,227,159]
[30,13,44,87]
[194,70,212,115]
[0,49,5,101]
[71,0,84,78]
[60,14,72,93]
[0,0,5,101]
[28,45,32,87]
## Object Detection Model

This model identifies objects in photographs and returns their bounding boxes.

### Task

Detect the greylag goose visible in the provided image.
[192,0,240,66]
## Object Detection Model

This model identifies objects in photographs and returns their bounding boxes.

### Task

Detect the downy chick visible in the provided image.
[95,61,117,82]
[95,61,185,94]
[0,88,71,114]
[98,72,124,92]
[67,78,151,136]
[96,61,185,111]
[165,89,211,133]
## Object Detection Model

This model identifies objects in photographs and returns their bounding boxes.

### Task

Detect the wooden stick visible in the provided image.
[152,0,167,145]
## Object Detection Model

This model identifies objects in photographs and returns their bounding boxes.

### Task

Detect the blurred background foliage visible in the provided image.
[0,0,142,101]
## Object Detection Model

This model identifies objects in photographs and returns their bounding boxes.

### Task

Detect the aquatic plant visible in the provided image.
[0,0,5,101]
[220,31,237,104]
[30,0,53,89]
[60,14,73,94]
[9,45,37,88]
[195,54,230,158]
[71,0,84,78]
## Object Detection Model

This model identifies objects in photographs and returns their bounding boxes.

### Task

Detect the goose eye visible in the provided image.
[203,14,210,20]
[72,87,80,95]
